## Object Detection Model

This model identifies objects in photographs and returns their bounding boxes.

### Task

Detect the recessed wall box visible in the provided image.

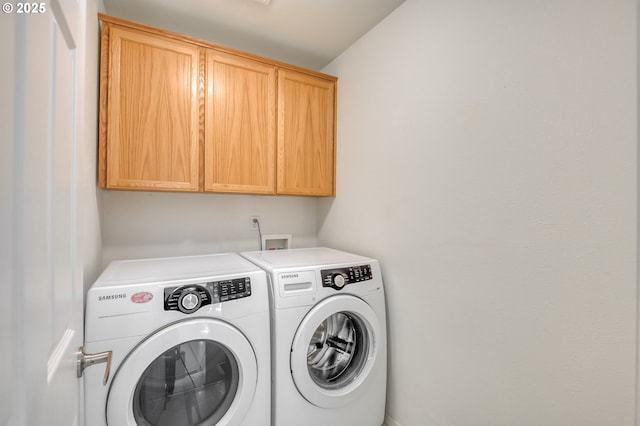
[262,234,292,250]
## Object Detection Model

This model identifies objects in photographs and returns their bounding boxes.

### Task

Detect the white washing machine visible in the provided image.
[241,247,387,426]
[82,253,270,426]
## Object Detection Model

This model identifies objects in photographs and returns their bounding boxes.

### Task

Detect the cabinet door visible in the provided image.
[205,50,276,194]
[100,25,201,191]
[277,69,336,196]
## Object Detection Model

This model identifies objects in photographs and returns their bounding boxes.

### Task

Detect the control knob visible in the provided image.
[178,290,201,314]
[332,274,346,289]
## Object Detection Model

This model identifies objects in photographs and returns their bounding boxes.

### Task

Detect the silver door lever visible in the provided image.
[76,347,112,386]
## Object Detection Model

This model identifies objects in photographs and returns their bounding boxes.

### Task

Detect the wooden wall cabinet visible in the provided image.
[99,24,202,191]
[205,50,277,194]
[277,69,336,196]
[98,14,336,196]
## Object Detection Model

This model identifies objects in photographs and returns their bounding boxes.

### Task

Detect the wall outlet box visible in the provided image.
[262,234,292,250]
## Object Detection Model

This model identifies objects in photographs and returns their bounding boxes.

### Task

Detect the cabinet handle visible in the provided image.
[76,346,112,386]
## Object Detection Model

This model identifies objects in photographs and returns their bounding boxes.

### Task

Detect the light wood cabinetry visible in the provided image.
[99,24,202,191]
[205,50,277,194]
[277,70,336,196]
[98,14,336,196]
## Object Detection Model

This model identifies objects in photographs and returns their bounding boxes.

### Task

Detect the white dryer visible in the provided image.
[241,247,387,426]
[82,253,270,426]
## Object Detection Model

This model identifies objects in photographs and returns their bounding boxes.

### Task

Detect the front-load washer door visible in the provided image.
[107,318,257,426]
[290,295,381,409]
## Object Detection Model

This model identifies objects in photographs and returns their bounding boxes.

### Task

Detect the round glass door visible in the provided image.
[306,312,369,390]
[107,318,257,426]
[133,340,238,426]
[290,295,381,408]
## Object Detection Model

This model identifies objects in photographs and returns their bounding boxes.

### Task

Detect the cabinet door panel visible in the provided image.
[105,26,201,191]
[205,50,276,194]
[277,69,335,196]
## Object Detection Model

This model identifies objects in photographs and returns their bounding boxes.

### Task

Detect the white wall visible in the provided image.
[101,191,317,265]
[79,0,105,292]
[319,1,637,425]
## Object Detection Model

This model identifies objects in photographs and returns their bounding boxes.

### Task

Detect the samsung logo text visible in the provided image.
[98,294,127,301]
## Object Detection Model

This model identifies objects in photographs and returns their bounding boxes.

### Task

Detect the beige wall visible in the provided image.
[100,191,318,265]
[79,0,106,292]
[319,0,638,424]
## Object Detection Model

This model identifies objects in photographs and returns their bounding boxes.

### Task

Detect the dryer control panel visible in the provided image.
[164,277,252,314]
[321,265,373,290]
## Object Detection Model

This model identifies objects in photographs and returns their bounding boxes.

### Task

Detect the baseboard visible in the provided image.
[384,412,401,426]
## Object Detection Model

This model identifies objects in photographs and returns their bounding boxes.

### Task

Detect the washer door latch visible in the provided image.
[76,347,112,386]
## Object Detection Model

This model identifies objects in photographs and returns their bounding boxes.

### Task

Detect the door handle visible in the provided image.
[76,346,112,386]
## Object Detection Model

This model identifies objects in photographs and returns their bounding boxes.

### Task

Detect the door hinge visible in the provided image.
[76,346,112,386]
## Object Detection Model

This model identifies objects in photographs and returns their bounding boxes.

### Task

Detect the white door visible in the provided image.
[106,319,258,426]
[1,0,86,424]
[290,295,382,408]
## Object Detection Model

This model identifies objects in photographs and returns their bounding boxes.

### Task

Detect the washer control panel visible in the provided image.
[211,277,252,303]
[164,277,252,314]
[321,265,373,290]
